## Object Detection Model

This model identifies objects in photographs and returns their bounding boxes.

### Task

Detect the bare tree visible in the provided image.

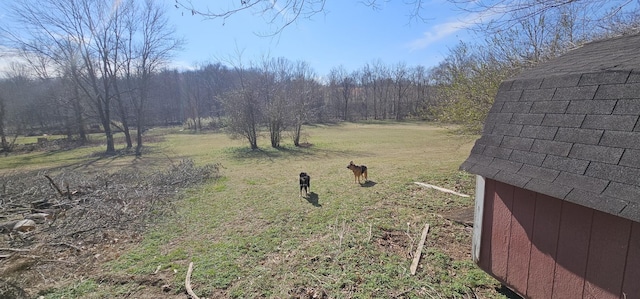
[151,69,184,126]
[450,0,638,35]
[428,41,517,132]
[0,0,120,154]
[1,0,179,155]
[0,94,9,153]
[262,57,296,148]
[109,0,136,150]
[181,69,208,132]
[222,87,261,149]
[327,66,356,121]
[288,61,319,146]
[0,72,32,153]
[370,60,391,120]
[201,63,233,122]
[61,69,88,142]
[391,62,411,120]
[221,53,262,149]
[174,0,327,35]
[130,0,181,155]
[173,0,435,35]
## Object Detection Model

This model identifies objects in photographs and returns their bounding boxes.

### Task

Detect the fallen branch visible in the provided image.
[0,247,31,252]
[44,175,64,197]
[1,208,31,214]
[410,222,430,275]
[48,242,82,252]
[414,182,470,198]
[185,262,200,299]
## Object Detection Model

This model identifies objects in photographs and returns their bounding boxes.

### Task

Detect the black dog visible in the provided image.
[299,172,311,197]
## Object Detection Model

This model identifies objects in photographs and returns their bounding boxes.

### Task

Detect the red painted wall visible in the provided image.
[479,179,640,299]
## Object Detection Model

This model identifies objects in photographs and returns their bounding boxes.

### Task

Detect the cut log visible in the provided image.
[410,223,430,275]
[13,219,36,232]
[185,262,200,299]
[0,220,20,233]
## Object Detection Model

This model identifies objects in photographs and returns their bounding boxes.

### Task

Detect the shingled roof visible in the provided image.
[460,33,640,223]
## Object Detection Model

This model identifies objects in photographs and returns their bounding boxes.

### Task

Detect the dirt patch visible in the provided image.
[441,206,475,227]
[288,286,328,299]
[375,228,413,259]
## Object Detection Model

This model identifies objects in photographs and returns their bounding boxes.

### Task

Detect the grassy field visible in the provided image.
[2,122,507,298]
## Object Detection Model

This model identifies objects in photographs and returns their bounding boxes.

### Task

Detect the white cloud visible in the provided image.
[0,47,22,77]
[407,20,467,51]
[406,10,499,51]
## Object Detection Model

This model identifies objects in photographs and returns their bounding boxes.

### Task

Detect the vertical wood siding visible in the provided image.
[479,179,640,299]
[622,222,640,297]
[553,202,592,298]
[506,187,535,296]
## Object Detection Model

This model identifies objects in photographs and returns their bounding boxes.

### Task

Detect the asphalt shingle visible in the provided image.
[460,33,640,223]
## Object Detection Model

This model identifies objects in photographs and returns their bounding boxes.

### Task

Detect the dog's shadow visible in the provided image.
[304,192,321,207]
[360,180,377,187]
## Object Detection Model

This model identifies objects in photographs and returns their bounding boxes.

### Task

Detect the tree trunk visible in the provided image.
[114,89,132,149]
[0,99,7,152]
[100,103,116,155]
[292,123,301,147]
[135,120,143,156]
[72,84,87,143]
[270,121,281,148]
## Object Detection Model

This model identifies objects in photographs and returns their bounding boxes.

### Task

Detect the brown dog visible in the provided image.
[347,161,368,184]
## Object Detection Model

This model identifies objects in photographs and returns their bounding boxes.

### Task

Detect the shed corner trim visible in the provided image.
[472,175,485,263]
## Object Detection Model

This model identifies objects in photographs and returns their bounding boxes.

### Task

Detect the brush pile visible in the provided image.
[0,159,220,297]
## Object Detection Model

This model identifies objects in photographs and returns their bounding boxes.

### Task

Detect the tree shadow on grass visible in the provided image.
[225,145,369,162]
[304,192,321,207]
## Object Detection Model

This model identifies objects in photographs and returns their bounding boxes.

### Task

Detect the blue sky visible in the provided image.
[0,1,483,77]
[166,1,482,76]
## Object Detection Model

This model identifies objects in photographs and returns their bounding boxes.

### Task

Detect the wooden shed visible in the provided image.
[460,34,640,299]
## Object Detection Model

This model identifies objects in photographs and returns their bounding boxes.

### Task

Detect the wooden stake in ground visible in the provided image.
[410,223,430,275]
[185,262,200,299]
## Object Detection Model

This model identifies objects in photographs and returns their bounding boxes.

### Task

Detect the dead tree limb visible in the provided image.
[44,175,64,197]
[185,262,200,299]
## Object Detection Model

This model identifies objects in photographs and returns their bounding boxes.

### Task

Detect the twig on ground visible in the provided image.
[185,262,200,299]
[48,242,82,252]
[0,247,32,252]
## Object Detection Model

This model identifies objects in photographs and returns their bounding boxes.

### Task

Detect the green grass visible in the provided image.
[8,122,505,298]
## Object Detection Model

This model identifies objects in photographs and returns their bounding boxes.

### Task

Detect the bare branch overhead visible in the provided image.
[446,0,639,33]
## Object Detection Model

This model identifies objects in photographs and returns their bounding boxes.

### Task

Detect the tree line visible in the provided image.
[1,0,638,154]
[0,56,438,151]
